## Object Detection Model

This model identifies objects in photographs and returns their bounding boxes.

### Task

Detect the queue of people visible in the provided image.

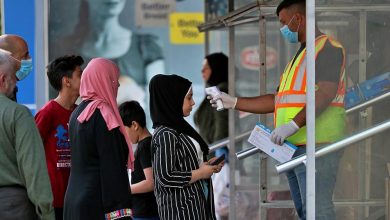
[0,0,348,219]
[35,55,84,219]
[0,35,55,220]
[0,36,226,219]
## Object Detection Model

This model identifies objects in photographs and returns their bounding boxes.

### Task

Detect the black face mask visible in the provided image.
[9,86,18,102]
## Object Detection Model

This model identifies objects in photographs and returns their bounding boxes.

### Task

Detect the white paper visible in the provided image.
[248,123,297,163]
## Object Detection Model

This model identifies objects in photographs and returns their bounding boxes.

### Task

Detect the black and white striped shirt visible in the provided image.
[151,126,216,220]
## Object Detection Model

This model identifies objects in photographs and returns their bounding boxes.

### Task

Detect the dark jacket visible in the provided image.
[152,126,216,220]
[194,82,228,145]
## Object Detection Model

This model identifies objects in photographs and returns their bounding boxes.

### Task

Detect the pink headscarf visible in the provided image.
[77,58,134,170]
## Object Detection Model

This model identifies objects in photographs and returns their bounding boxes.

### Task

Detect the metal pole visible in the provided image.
[358,10,369,219]
[1,0,4,34]
[258,11,268,220]
[236,146,261,160]
[35,0,49,110]
[209,130,252,153]
[386,177,390,220]
[276,120,390,174]
[346,92,390,114]
[204,0,209,56]
[227,1,236,219]
[235,91,390,160]
[306,1,316,218]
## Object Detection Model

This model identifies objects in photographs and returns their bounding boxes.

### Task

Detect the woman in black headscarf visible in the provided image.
[149,74,222,220]
[194,53,229,160]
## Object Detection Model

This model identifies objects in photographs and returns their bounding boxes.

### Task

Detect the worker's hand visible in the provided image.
[207,92,237,109]
[270,120,299,145]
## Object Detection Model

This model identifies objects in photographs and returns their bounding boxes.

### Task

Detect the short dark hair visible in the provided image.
[46,55,84,91]
[119,101,146,128]
[276,0,306,16]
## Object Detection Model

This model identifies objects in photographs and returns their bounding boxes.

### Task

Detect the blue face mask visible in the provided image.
[280,15,300,43]
[16,58,33,81]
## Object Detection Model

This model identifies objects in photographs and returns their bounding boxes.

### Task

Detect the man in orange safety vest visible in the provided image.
[209,0,346,219]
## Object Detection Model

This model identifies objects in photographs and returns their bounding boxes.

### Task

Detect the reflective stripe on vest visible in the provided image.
[274,35,346,145]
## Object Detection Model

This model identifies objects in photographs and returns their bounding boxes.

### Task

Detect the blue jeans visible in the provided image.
[286,147,343,220]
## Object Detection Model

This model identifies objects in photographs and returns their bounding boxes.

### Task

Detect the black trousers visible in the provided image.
[0,186,38,220]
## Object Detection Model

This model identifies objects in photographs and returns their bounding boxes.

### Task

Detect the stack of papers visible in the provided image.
[248,123,297,163]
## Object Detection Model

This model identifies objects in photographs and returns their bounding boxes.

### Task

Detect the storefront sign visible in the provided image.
[240,46,278,70]
[135,0,176,27]
[170,13,204,44]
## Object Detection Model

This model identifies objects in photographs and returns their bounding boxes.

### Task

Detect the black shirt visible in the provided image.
[65,101,131,220]
[294,40,343,83]
[277,40,343,93]
[152,126,216,220]
[131,136,159,217]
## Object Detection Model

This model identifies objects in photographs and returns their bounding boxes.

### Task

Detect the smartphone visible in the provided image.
[210,154,225,166]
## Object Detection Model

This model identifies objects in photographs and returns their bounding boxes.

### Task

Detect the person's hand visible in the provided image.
[199,162,216,179]
[270,120,299,145]
[208,157,225,173]
[207,92,237,109]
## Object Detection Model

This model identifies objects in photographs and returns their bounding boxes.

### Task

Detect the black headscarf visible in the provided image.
[205,52,228,86]
[149,74,209,157]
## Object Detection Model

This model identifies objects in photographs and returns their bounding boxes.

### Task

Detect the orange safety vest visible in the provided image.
[274,35,346,146]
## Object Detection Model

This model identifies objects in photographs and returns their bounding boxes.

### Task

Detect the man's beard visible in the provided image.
[9,86,18,102]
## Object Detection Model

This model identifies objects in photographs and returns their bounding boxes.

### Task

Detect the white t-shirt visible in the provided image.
[188,135,204,165]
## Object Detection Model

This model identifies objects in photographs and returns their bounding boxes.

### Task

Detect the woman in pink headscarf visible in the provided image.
[64,58,134,220]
